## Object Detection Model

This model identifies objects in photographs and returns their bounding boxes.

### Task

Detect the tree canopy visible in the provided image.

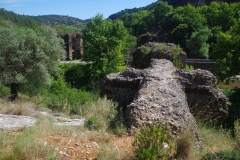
[0,26,66,98]
[82,14,136,78]
[211,20,240,82]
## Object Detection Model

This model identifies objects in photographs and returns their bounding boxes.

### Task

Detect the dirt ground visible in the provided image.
[1,129,135,160]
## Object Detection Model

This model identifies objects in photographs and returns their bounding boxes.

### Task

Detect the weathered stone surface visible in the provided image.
[126,59,196,133]
[0,114,37,130]
[102,60,228,128]
[176,69,228,125]
[101,68,144,108]
[102,59,199,138]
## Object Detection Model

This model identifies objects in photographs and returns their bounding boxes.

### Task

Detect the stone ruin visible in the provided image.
[101,42,228,140]
[59,33,83,60]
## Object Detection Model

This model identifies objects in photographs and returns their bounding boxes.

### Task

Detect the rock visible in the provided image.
[102,59,199,138]
[0,114,37,130]
[125,59,197,135]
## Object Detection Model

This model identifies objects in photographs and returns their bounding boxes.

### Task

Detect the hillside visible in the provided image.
[30,15,88,27]
[108,0,240,20]
[0,8,37,27]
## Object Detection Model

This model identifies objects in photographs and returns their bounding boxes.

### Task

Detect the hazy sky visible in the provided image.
[0,0,157,19]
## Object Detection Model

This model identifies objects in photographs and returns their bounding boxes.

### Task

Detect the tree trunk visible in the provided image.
[9,83,18,101]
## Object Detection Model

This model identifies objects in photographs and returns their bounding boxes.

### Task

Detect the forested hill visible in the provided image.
[108,2,156,20]
[0,8,37,27]
[108,0,240,20]
[30,15,88,27]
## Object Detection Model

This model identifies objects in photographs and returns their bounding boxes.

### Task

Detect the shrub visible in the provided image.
[134,123,175,160]
[0,84,10,97]
[38,87,96,114]
[223,88,240,134]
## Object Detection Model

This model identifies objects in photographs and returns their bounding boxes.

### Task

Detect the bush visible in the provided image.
[0,84,10,97]
[223,88,240,134]
[133,123,175,160]
[202,150,240,160]
[39,87,96,114]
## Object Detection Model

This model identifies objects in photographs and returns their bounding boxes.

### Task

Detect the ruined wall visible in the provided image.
[59,33,83,60]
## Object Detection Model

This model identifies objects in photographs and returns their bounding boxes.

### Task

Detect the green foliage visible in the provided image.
[153,1,173,29]
[186,28,212,58]
[54,25,82,34]
[234,119,240,144]
[30,15,87,28]
[0,26,66,96]
[121,10,154,36]
[39,87,95,114]
[223,88,240,133]
[185,64,194,71]
[202,150,240,160]
[0,84,10,97]
[134,123,174,160]
[211,20,240,82]
[200,2,236,32]
[59,63,91,89]
[82,14,136,78]
[0,9,37,27]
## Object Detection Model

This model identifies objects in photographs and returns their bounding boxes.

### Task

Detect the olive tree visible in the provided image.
[0,26,66,99]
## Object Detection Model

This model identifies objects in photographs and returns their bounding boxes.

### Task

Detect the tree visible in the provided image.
[121,10,153,36]
[0,26,66,99]
[153,0,172,29]
[163,4,206,50]
[82,14,136,78]
[211,20,240,82]
[186,28,212,58]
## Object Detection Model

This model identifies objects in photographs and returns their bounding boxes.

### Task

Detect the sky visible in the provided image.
[0,0,157,20]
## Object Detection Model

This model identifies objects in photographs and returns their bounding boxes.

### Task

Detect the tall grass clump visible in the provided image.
[198,123,236,154]
[133,123,175,160]
[0,127,56,160]
[84,98,127,134]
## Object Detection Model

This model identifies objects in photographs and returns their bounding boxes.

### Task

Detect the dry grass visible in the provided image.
[198,123,236,155]
[0,96,239,160]
[218,80,240,89]
[0,98,36,116]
